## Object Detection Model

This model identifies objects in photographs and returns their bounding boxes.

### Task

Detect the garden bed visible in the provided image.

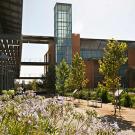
[0,94,126,135]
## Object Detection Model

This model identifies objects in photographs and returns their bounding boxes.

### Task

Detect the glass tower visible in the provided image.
[54,3,72,64]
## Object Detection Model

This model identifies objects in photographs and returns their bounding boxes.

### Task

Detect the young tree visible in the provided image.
[56,59,69,95]
[65,53,88,92]
[98,40,127,114]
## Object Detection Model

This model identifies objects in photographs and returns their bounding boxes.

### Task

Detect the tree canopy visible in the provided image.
[98,40,128,115]
[65,53,88,91]
[99,40,128,92]
[56,59,69,95]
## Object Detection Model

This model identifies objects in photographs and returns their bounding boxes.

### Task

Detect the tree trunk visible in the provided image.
[113,91,117,116]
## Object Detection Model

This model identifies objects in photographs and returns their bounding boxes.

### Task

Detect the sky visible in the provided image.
[20,0,135,79]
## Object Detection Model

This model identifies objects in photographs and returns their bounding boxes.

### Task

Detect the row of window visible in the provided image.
[56,34,71,39]
[56,29,72,33]
[55,22,72,27]
[56,25,72,30]
[80,49,103,59]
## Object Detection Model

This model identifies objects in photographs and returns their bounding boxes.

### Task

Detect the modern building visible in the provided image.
[0,0,23,90]
[46,3,135,88]
[0,1,135,90]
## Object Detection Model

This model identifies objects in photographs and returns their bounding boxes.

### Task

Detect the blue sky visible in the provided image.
[20,0,135,78]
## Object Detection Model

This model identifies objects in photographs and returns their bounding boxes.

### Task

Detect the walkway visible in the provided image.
[66,98,135,134]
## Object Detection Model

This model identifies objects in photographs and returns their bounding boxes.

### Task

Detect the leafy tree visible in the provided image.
[65,53,88,92]
[56,59,69,95]
[98,40,127,114]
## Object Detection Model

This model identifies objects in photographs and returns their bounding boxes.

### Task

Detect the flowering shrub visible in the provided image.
[0,94,121,135]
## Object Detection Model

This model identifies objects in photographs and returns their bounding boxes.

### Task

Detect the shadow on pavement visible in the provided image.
[101,114,135,132]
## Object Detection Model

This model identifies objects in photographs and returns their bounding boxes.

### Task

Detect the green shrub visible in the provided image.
[8,90,15,96]
[132,97,135,108]
[120,93,133,107]
[100,89,110,103]
[64,89,102,101]
[2,90,7,95]
[2,90,15,98]
[96,87,112,103]
[73,91,80,99]
[64,92,73,97]
[126,88,135,93]
[72,89,95,100]
[79,89,89,100]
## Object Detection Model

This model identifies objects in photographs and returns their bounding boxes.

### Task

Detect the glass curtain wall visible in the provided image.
[54,3,72,64]
[80,49,104,60]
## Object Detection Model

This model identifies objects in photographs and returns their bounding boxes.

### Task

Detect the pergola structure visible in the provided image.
[0,0,23,90]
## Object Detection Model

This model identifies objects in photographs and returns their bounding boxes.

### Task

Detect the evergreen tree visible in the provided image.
[44,65,56,95]
[65,53,88,92]
[56,59,69,95]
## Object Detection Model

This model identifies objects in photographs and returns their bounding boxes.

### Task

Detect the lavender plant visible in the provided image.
[0,94,121,135]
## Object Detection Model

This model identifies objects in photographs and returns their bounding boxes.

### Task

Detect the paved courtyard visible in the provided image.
[65,98,135,134]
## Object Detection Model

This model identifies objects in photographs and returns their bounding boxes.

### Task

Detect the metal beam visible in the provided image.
[23,41,50,44]
[22,35,54,44]
[19,77,44,79]
[21,62,49,66]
